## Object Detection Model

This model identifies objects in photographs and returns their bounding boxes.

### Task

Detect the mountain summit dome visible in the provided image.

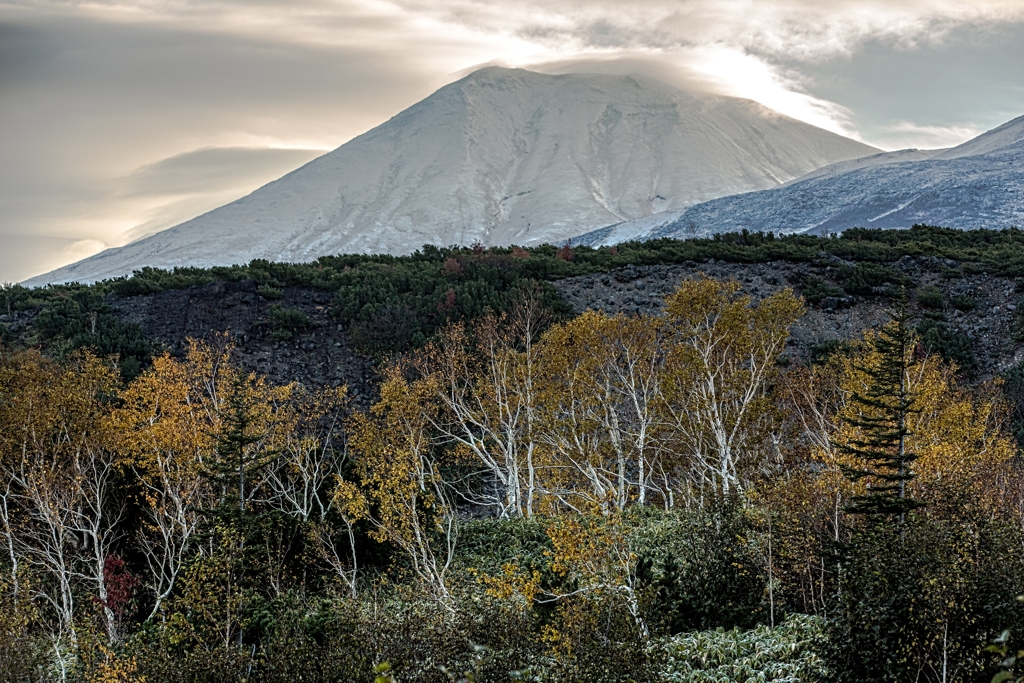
[30,67,877,285]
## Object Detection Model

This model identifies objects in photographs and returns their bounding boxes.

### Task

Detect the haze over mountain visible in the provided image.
[27,67,877,285]
[577,114,1024,246]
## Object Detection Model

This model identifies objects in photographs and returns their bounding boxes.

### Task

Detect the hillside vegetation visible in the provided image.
[7,225,1024,365]
[3,258,1024,681]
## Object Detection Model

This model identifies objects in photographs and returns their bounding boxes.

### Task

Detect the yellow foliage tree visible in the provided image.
[0,348,124,674]
[408,305,543,519]
[350,367,457,606]
[545,513,649,639]
[661,278,803,498]
[115,337,351,611]
[535,310,666,512]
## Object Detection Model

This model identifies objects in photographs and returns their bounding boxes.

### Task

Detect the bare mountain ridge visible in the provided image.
[28,66,876,285]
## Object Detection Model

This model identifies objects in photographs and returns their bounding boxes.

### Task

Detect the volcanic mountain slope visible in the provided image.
[577,114,1024,246]
[28,66,877,285]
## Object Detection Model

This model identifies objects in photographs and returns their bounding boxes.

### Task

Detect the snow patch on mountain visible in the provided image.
[777,148,941,187]
[934,114,1024,159]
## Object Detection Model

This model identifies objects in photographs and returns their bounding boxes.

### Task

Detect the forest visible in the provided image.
[4,229,1024,682]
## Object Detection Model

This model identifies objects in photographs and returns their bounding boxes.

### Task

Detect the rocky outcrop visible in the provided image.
[107,280,377,405]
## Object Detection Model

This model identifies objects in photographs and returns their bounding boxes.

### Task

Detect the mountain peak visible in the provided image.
[462,65,529,79]
[26,68,877,286]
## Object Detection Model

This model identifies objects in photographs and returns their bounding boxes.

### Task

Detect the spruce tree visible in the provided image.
[200,373,273,647]
[206,373,269,521]
[837,302,924,520]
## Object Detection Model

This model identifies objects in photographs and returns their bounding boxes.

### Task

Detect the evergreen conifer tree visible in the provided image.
[838,302,924,521]
[199,373,275,647]
[206,373,269,522]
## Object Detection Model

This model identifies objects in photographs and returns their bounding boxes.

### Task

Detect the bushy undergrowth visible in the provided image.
[917,285,945,309]
[827,513,1024,683]
[659,614,829,683]
[800,275,844,305]
[267,304,311,341]
[917,318,977,376]
[23,289,151,379]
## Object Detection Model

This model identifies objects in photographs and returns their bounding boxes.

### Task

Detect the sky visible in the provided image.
[2,1,1024,283]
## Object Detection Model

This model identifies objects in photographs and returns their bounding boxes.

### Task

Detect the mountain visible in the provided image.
[27,67,877,285]
[577,115,1024,246]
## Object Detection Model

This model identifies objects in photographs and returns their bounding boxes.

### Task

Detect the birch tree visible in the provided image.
[113,351,215,619]
[410,299,544,518]
[0,350,123,676]
[261,384,363,596]
[350,368,458,606]
[661,278,803,498]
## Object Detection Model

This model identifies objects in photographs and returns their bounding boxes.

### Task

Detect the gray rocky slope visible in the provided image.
[576,114,1024,246]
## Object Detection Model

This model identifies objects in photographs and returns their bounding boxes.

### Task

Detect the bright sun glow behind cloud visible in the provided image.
[50,0,1024,142]
[672,45,858,137]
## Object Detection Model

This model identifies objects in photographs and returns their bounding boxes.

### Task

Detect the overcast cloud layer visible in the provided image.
[2,0,1023,282]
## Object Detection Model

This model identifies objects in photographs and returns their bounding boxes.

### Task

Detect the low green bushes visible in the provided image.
[917,285,945,309]
[917,318,977,376]
[836,262,908,296]
[11,225,1024,360]
[268,304,311,341]
[659,614,829,683]
[800,276,844,305]
[950,294,976,311]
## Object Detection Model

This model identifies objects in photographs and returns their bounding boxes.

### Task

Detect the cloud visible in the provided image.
[0,6,439,281]
[523,49,859,137]
[391,0,1024,59]
[61,239,107,262]
[122,147,324,198]
[876,122,984,150]
[110,146,326,243]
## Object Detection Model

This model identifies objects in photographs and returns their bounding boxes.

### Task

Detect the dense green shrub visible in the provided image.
[257,284,283,300]
[836,262,908,297]
[0,591,46,683]
[129,590,545,683]
[826,516,1024,683]
[950,294,976,311]
[917,318,977,376]
[659,614,829,683]
[916,285,945,310]
[800,276,844,305]
[1,282,80,314]
[33,289,151,379]
[809,339,854,364]
[537,592,655,683]
[634,502,769,634]
[457,518,553,576]
[268,304,311,341]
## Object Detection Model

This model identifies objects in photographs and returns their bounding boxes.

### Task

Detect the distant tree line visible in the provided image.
[5,225,1024,360]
